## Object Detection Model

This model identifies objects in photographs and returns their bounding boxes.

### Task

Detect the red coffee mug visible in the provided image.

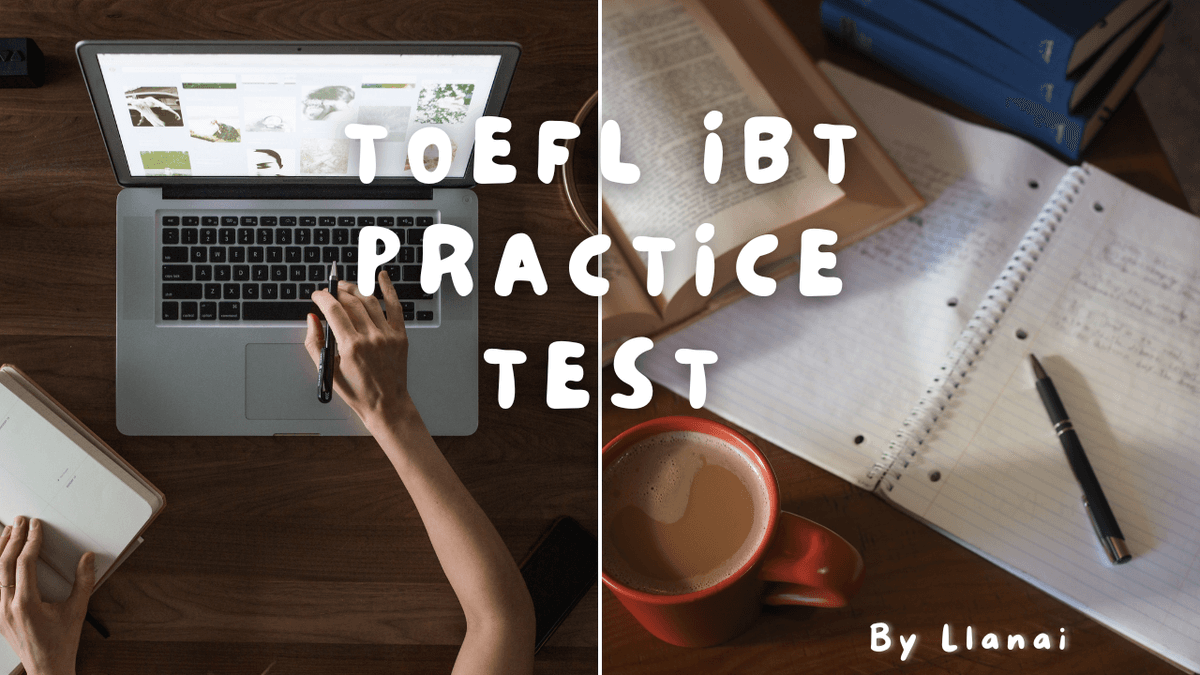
[603,416,865,647]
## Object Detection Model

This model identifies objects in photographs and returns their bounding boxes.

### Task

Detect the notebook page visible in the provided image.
[887,167,1200,671]
[0,371,160,672]
[0,380,153,587]
[639,64,1066,487]
[0,374,155,674]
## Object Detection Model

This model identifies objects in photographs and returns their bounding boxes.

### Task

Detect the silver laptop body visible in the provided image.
[77,41,520,435]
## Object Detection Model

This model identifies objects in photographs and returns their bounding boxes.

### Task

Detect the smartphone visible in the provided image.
[519,516,597,653]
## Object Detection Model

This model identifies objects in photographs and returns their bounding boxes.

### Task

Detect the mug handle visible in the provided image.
[758,511,865,607]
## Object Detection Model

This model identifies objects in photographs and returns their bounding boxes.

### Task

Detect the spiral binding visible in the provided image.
[866,166,1089,491]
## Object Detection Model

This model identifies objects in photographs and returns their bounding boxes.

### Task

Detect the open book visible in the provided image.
[642,64,1200,672]
[601,0,923,348]
[0,365,164,674]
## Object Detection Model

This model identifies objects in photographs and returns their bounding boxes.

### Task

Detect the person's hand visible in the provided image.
[305,270,415,428]
[0,517,95,675]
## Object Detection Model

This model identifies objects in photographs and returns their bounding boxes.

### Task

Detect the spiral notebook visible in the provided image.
[641,63,1200,672]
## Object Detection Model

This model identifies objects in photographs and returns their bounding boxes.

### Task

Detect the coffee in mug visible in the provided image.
[603,430,771,595]
[603,416,865,647]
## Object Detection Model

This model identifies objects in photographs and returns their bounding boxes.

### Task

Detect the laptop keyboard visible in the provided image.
[157,211,439,324]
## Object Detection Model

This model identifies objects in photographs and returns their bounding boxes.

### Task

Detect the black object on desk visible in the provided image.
[520,516,596,653]
[85,611,110,638]
[0,38,44,87]
[1030,354,1131,565]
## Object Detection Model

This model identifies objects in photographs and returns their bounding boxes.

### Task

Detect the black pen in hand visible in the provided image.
[317,262,338,403]
[1030,354,1131,564]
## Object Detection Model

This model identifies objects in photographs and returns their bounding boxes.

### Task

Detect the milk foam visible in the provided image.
[603,430,772,595]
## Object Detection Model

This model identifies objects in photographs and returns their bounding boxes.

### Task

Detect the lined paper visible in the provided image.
[642,65,1200,670]
[888,167,1200,670]
[641,64,1065,487]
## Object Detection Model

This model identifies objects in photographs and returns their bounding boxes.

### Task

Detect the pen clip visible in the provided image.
[1083,496,1131,564]
[317,365,332,403]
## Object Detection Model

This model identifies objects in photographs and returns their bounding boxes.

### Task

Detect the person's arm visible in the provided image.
[0,517,95,675]
[306,272,535,674]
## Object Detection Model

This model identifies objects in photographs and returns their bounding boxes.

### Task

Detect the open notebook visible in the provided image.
[0,365,164,674]
[641,63,1200,672]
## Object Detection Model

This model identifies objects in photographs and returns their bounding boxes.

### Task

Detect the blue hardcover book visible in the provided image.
[922,0,1160,76]
[821,0,1166,159]
[839,0,1168,113]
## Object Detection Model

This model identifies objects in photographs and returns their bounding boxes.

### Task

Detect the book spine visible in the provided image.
[821,1,1084,159]
[836,0,1077,111]
[919,0,1073,74]
[867,166,1089,490]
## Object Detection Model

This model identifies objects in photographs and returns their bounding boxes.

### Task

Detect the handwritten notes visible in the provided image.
[887,166,1200,672]
[1052,235,1200,395]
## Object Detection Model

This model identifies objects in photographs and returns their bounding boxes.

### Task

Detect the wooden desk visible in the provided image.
[0,1,597,672]
[603,2,1191,674]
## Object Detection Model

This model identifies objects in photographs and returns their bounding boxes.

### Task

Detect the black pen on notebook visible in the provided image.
[317,258,338,404]
[1029,354,1131,565]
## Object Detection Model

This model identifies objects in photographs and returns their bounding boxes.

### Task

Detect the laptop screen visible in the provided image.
[90,49,508,182]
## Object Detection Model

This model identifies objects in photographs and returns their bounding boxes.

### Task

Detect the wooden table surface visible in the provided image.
[0,1,598,673]
[602,1,1193,674]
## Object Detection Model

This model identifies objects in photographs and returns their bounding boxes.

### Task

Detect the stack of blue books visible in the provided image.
[820,0,1170,159]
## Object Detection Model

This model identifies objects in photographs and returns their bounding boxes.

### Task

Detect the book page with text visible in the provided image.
[602,0,844,302]
[603,240,664,339]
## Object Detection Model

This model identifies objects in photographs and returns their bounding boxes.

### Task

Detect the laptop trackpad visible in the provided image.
[245,343,351,420]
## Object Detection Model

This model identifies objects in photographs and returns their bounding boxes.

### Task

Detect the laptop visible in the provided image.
[76,41,520,435]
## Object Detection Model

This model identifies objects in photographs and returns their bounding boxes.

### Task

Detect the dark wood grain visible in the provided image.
[0,0,597,672]
[601,1,1192,673]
